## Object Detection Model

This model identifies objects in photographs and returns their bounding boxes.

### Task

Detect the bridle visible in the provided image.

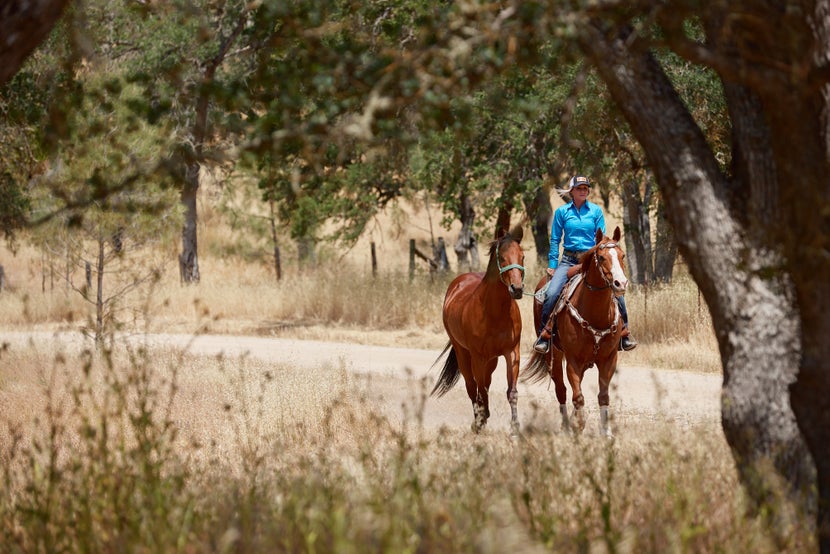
[565,241,623,354]
[584,241,618,292]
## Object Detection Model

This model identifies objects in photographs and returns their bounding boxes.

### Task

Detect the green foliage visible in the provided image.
[0,172,31,248]
[1,0,728,271]
[22,70,183,341]
[29,72,181,228]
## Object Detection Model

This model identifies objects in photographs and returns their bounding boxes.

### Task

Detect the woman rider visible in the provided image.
[533,175,638,354]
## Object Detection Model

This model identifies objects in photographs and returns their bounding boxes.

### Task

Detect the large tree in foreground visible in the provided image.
[0,0,70,86]
[559,0,828,547]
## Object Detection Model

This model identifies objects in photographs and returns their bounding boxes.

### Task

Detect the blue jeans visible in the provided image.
[539,254,630,333]
[539,254,580,334]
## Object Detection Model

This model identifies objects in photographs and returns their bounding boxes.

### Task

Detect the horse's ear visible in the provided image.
[508,222,524,243]
[595,228,603,244]
[613,226,621,242]
[496,226,507,240]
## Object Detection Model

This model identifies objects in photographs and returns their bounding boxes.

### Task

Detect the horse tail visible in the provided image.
[521,350,550,385]
[430,342,460,398]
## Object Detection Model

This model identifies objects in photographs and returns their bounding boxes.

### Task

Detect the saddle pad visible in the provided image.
[553,273,583,317]
[533,279,551,305]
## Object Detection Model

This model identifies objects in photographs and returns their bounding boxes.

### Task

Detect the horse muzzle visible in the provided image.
[509,284,524,299]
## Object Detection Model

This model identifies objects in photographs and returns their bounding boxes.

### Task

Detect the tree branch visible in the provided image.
[0,0,72,86]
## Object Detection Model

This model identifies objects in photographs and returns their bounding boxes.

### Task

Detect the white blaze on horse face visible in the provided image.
[608,247,628,291]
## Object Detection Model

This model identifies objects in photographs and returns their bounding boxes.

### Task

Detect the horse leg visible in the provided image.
[565,360,586,434]
[550,348,570,432]
[472,358,497,433]
[453,345,481,433]
[596,355,618,438]
[472,399,487,433]
[505,345,521,438]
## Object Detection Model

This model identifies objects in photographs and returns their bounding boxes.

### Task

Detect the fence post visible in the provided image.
[371,241,377,278]
[409,239,416,280]
[84,261,92,299]
[434,237,449,272]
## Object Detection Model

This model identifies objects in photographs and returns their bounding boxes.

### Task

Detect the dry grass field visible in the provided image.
[0,198,814,552]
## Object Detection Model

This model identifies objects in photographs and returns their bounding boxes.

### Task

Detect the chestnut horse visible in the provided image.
[430,223,526,435]
[523,227,628,437]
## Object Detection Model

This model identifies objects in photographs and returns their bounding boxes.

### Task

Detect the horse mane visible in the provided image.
[488,238,499,258]
[577,243,598,273]
[487,231,516,258]
[577,234,617,274]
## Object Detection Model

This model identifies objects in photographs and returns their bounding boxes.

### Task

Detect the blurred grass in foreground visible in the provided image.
[0,338,811,552]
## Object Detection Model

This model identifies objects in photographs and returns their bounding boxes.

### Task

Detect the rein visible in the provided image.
[584,242,617,291]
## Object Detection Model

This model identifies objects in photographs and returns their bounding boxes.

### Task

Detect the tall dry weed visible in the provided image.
[0,330,813,552]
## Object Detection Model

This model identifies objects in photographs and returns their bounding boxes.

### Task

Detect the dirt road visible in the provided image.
[5,331,722,435]
[144,333,723,435]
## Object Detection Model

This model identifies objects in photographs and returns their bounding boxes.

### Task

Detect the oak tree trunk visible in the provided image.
[621,177,653,284]
[454,193,478,272]
[653,198,677,283]
[579,17,816,540]
[525,184,553,265]
[179,161,200,284]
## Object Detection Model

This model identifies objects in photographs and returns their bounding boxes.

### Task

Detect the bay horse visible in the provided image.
[430,223,526,436]
[523,227,628,437]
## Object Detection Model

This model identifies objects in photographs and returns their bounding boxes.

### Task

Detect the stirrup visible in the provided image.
[534,335,550,354]
[620,335,637,351]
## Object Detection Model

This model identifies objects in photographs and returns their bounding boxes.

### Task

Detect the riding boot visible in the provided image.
[619,326,638,351]
[616,296,637,351]
[534,318,554,354]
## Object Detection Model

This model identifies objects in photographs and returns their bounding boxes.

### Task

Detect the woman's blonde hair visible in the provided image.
[555,176,576,200]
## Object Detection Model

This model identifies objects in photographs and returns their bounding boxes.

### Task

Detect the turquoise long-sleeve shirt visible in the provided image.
[548,200,606,269]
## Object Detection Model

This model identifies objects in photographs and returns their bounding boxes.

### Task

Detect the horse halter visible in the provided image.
[498,258,526,284]
[585,241,618,292]
[497,250,526,287]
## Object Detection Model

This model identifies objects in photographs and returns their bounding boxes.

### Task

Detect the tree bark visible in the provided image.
[524,183,553,265]
[621,177,652,284]
[0,0,70,87]
[652,198,677,283]
[578,18,815,537]
[178,10,250,284]
[179,162,200,283]
[454,192,478,272]
[296,236,316,268]
[95,234,104,346]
